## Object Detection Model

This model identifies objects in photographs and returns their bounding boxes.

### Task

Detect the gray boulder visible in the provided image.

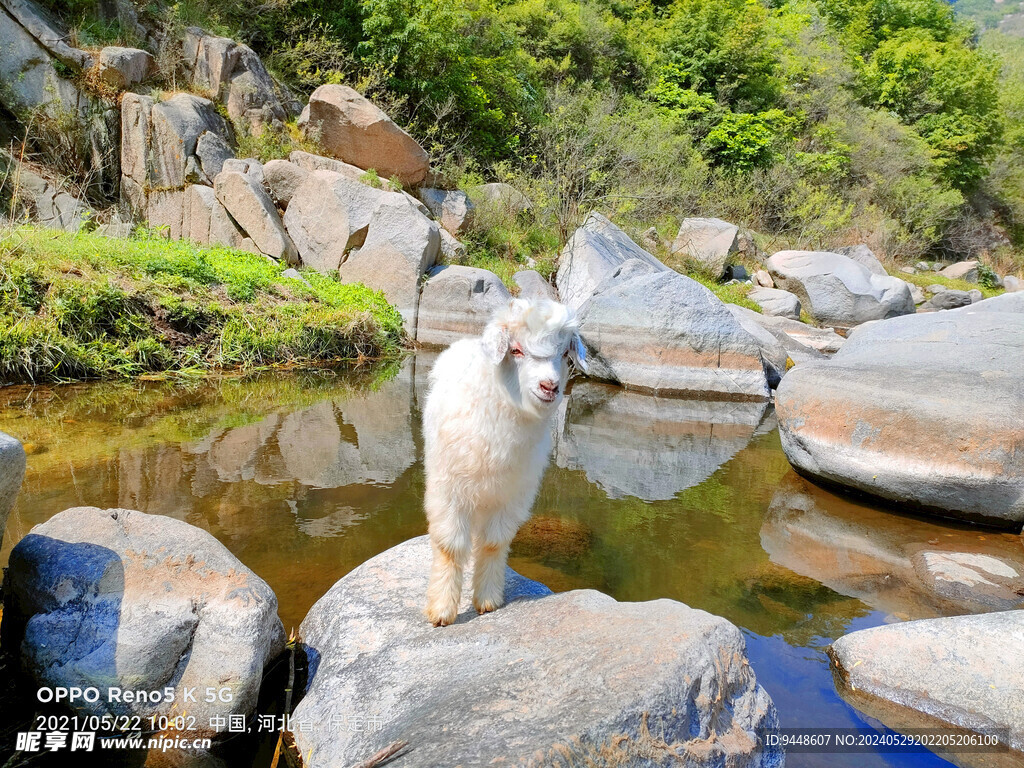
[97,46,155,89]
[289,149,367,181]
[776,310,1024,527]
[1004,275,1022,292]
[939,260,979,282]
[513,269,557,301]
[726,305,827,366]
[749,287,801,320]
[438,228,466,260]
[962,291,1024,313]
[303,84,429,186]
[904,279,925,305]
[415,265,511,347]
[753,269,774,288]
[338,194,440,333]
[214,170,298,263]
[766,250,914,326]
[926,283,946,294]
[0,151,92,231]
[835,244,887,276]
[262,159,308,207]
[4,507,285,735]
[195,130,235,181]
[670,217,739,277]
[969,288,984,303]
[577,268,772,400]
[292,536,780,768]
[182,184,256,252]
[926,289,972,310]
[0,431,27,548]
[830,611,1023,752]
[556,212,668,311]
[416,187,474,234]
[556,383,770,501]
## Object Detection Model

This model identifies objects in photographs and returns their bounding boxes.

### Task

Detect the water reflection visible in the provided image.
[1,360,1019,768]
[554,382,771,501]
[761,473,1024,619]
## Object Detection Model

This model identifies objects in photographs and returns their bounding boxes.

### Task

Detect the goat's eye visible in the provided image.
[563,349,569,358]
[510,344,524,357]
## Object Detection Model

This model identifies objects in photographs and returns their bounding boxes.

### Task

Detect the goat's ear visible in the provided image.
[570,332,588,373]
[482,322,510,364]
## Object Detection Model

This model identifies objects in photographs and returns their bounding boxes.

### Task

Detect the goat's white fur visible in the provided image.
[422,298,585,626]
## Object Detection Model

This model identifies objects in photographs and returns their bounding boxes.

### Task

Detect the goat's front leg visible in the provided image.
[472,538,510,615]
[425,496,471,627]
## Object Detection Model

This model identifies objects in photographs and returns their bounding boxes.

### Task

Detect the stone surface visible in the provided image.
[415,265,511,347]
[97,46,154,89]
[939,260,979,282]
[469,182,532,214]
[749,287,801,320]
[578,268,772,400]
[753,269,774,288]
[556,212,669,311]
[927,289,972,310]
[761,472,1024,619]
[338,194,440,332]
[556,383,770,501]
[3,507,285,734]
[214,170,297,262]
[671,217,739,277]
[904,280,925,305]
[416,187,474,234]
[513,270,557,301]
[968,288,984,303]
[182,184,254,251]
[438,227,466,260]
[0,151,92,231]
[288,150,367,181]
[293,536,780,768]
[303,84,429,186]
[726,305,827,366]
[262,159,308,207]
[1004,275,1022,292]
[926,283,946,294]
[965,291,1024,313]
[776,309,1024,527]
[766,250,914,326]
[195,130,234,181]
[835,244,887,276]
[830,612,1024,752]
[0,431,27,548]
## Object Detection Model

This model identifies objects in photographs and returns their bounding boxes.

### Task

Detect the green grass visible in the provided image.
[0,226,406,384]
[896,269,1004,299]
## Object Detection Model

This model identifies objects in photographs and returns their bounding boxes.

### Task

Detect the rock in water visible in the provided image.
[776,309,1024,527]
[293,536,780,768]
[829,611,1024,753]
[3,507,285,735]
[766,250,914,326]
[0,431,27,547]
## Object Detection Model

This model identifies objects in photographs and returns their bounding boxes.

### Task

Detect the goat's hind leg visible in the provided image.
[425,512,471,627]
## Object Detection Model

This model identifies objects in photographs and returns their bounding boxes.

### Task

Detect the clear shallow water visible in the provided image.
[2,356,1021,768]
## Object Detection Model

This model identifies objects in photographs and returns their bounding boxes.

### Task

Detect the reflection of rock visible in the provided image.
[761,473,1024,618]
[294,505,366,538]
[0,431,27,547]
[555,382,768,501]
[293,536,780,768]
[512,515,592,560]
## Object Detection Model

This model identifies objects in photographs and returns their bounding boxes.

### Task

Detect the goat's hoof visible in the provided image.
[425,604,457,627]
[474,599,501,615]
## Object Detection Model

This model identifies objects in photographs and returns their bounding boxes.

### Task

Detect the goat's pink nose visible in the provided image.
[539,380,559,395]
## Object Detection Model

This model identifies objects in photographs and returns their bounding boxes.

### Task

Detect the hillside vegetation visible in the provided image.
[41,0,1024,271]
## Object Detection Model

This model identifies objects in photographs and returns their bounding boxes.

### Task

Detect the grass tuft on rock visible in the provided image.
[0,226,406,384]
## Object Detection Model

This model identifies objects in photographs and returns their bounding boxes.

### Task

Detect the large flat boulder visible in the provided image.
[555,383,769,501]
[577,268,772,400]
[303,84,429,186]
[766,250,914,326]
[3,507,285,736]
[726,305,826,366]
[761,472,1024,618]
[734,310,844,354]
[292,536,780,768]
[415,265,511,347]
[0,431,26,548]
[940,260,979,282]
[670,217,739,277]
[776,309,1024,527]
[835,244,887,276]
[829,611,1024,753]
[556,212,669,311]
[338,194,440,333]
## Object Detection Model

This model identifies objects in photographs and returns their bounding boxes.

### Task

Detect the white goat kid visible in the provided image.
[422,298,584,627]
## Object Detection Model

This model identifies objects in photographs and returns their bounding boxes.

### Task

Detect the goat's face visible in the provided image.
[482,298,586,418]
